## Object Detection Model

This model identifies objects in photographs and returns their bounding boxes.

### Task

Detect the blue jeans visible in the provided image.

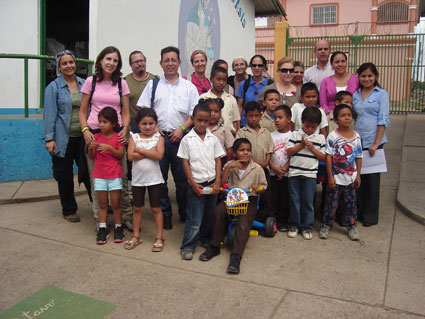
[288,176,316,232]
[181,185,217,253]
[159,134,187,219]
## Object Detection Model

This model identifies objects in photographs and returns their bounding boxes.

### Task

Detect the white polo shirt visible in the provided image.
[303,62,334,91]
[177,128,225,183]
[137,76,199,132]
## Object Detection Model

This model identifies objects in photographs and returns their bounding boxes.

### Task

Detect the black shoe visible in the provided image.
[227,253,241,274]
[96,227,109,245]
[199,245,220,261]
[163,216,173,230]
[277,223,289,232]
[179,215,186,223]
[363,221,377,227]
[114,226,124,243]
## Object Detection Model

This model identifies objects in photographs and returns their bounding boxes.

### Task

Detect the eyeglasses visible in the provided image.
[251,64,264,68]
[279,68,295,73]
[131,59,145,65]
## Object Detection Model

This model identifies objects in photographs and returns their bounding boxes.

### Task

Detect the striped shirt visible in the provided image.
[287,129,326,178]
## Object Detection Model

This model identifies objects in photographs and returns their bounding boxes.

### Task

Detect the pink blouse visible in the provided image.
[319,74,359,114]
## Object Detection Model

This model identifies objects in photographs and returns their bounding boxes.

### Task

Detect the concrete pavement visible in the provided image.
[0,114,424,318]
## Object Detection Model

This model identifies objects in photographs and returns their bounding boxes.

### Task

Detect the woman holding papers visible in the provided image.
[353,63,390,227]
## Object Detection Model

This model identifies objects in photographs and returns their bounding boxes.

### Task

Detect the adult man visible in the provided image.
[137,46,199,230]
[303,40,334,90]
[125,51,158,130]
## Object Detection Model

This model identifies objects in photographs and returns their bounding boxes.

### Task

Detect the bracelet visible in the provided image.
[180,125,187,132]
[81,126,89,133]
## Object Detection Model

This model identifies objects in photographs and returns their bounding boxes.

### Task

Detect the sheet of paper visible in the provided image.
[361,149,387,174]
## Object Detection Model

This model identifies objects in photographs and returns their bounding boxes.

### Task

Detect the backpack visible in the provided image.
[242,75,273,105]
[151,78,160,107]
[87,75,122,116]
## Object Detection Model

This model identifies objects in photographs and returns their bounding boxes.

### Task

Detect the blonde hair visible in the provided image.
[277,57,294,69]
[232,57,248,70]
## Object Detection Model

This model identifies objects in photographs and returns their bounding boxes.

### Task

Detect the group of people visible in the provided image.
[43,39,390,274]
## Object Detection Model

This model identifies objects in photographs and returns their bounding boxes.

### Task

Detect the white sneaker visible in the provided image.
[348,228,360,241]
[287,228,298,238]
[302,230,313,240]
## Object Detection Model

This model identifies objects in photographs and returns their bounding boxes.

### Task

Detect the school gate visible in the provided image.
[285,33,425,114]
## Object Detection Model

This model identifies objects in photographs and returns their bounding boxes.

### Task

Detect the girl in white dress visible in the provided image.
[125,108,165,251]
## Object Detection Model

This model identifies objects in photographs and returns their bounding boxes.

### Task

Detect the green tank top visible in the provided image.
[69,92,82,137]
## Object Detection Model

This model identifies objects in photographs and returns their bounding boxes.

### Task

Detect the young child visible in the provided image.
[199,67,240,134]
[291,82,328,136]
[199,138,267,274]
[201,97,235,164]
[329,91,354,133]
[287,107,326,240]
[124,108,165,252]
[269,105,292,232]
[88,107,125,245]
[177,103,225,260]
[211,59,234,95]
[236,101,274,220]
[259,89,280,132]
[319,104,362,241]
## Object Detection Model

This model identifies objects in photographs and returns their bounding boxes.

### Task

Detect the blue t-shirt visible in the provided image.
[237,77,272,126]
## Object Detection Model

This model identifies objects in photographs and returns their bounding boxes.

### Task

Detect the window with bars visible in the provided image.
[311,4,337,25]
[377,1,409,22]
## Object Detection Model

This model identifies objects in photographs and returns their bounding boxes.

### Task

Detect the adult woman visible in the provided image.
[257,57,300,108]
[183,50,210,95]
[43,50,91,222]
[292,61,304,90]
[79,46,133,229]
[228,57,249,96]
[353,63,390,227]
[320,51,359,115]
[236,55,273,126]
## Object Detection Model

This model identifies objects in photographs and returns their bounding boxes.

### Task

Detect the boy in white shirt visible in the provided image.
[177,103,225,260]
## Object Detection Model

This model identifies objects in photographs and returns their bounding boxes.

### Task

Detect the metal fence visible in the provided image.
[286,33,425,113]
[0,53,94,117]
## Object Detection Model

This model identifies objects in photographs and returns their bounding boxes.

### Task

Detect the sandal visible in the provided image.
[152,238,164,252]
[124,236,142,250]
[64,214,80,223]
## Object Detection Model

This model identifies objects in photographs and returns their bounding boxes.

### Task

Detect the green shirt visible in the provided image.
[69,92,82,137]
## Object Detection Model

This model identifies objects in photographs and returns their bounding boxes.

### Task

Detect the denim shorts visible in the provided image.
[94,177,123,191]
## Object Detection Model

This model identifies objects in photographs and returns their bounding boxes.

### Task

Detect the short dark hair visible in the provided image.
[294,61,304,68]
[335,90,353,103]
[330,51,347,64]
[274,105,292,118]
[98,106,119,131]
[301,82,319,97]
[263,89,280,100]
[192,103,211,117]
[135,107,158,124]
[244,101,261,114]
[94,46,123,85]
[129,50,145,65]
[249,54,268,70]
[301,106,321,124]
[161,46,180,61]
[210,67,228,79]
[333,104,356,120]
[199,98,225,110]
[232,138,252,152]
[211,59,228,72]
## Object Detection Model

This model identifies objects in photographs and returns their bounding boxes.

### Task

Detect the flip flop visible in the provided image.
[124,237,142,250]
[152,238,164,252]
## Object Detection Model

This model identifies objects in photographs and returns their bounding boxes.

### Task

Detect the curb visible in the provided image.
[0,190,87,205]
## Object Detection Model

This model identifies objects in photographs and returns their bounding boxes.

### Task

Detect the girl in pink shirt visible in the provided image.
[88,107,125,245]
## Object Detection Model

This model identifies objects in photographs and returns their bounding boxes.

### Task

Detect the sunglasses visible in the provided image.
[251,64,264,68]
[56,49,74,59]
[279,68,295,73]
